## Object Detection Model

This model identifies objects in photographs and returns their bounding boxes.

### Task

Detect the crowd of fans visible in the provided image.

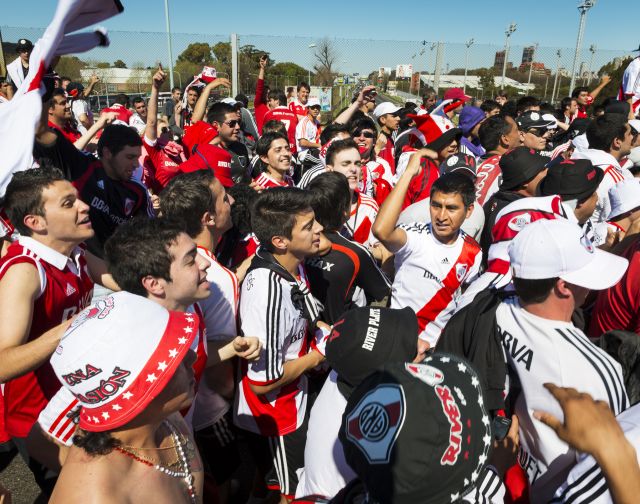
[2,15,640,504]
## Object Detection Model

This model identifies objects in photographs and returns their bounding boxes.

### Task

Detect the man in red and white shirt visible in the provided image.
[373,149,482,348]
[373,150,482,350]
[100,93,133,125]
[572,113,635,222]
[0,169,97,494]
[254,132,295,189]
[47,89,81,144]
[289,82,310,120]
[619,50,640,116]
[475,115,522,207]
[235,188,325,501]
[571,75,611,120]
[264,90,299,154]
[295,98,322,163]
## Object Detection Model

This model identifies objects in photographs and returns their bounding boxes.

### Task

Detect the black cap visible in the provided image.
[540,158,604,201]
[567,118,591,139]
[516,110,556,131]
[15,39,33,53]
[439,153,477,179]
[499,147,548,190]
[340,354,492,504]
[326,307,418,398]
[66,82,85,98]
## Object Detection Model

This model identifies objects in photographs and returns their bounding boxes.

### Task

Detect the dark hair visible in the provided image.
[132,96,145,106]
[268,89,287,107]
[186,87,201,96]
[262,119,287,137]
[430,172,476,208]
[297,82,310,92]
[97,124,142,158]
[320,123,350,146]
[171,86,181,93]
[516,96,540,116]
[497,91,508,98]
[307,172,351,232]
[422,88,436,102]
[159,173,215,238]
[325,138,359,167]
[571,86,589,99]
[480,99,500,114]
[235,93,249,108]
[207,102,236,124]
[46,88,66,110]
[513,277,558,304]
[500,101,518,119]
[251,187,312,252]
[478,116,512,152]
[60,76,71,83]
[256,132,289,157]
[3,167,66,236]
[113,93,129,107]
[73,428,121,456]
[349,116,377,135]
[104,218,184,297]
[586,113,628,152]
[560,97,575,113]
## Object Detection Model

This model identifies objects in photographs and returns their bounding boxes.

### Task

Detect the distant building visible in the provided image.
[518,62,547,74]
[522,46,535,65]
[494,50,505,69]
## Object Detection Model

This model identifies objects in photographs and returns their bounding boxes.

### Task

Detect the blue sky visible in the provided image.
[2,1,637,76]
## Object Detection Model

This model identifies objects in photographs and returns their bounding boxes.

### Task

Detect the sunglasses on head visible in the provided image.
[353,130,375,139]
[223,120,239,127]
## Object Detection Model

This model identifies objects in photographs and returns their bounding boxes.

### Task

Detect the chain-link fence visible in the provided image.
[1,26,634,112]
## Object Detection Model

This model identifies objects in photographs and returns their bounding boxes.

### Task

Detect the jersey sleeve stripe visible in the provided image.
[551,464,608,503]
[47,397,79,434]
[266,272,284,382]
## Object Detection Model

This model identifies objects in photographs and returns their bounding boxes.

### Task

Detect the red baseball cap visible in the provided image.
[182,121,218,156]
[443,87,471,102]
[177,144,234,188]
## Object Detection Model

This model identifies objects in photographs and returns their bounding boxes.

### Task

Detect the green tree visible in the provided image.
[177,42,214,66]
[113,59,127,69]
[478,68,496,97]
[55,56,86,81]
[96,62,111,69]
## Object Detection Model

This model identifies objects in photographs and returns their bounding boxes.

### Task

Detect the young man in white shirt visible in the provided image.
[373,150,482,351]
[235,188,325,503]
[295,98,322,164]
[499,218,629,501]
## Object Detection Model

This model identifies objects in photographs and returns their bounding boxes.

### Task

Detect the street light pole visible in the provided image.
[569,0,596,96]
[501,23,517,90]
[308,43,316,86]
[163,0,175,89]
[463,38,474,94]
[587,44,597,86]
[551,49,562,105]
[527,42,538,87]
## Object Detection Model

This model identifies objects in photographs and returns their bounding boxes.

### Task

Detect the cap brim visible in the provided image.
[428,128,462,152]
[561,249,628,290]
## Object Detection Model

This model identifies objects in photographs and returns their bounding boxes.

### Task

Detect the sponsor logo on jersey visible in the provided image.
[345,384,406,464]
[507,212,532,232]
[498,326,534,371]
[97,179,104,190]
[405,363,444,386]
[441,257,450,264]
[124,198,135,217]
[455,263,468,282]
[65,283,77,296]
[422,268,444,286]
[436,384,463,465]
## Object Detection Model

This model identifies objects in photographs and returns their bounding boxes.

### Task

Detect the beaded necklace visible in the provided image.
[114,420,196,503]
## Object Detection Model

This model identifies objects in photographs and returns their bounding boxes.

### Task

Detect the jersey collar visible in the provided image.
[18,236,81,271]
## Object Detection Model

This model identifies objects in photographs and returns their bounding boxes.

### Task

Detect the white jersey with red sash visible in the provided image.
[344,192,379,247]
[475,154,502,207]
[390,223,482,347]
[254,171,294,189]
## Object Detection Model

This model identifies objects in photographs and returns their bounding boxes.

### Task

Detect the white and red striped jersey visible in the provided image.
[39,302,209,445]
[235,265,311,436]
[475,154,502,207]
[366,157,394,187]
[390,223,482,347]
[289,99,308,118]
[254,171,294,189]
[619,56,640,115]
[343,192,379,247]
[263,106,298,153]
[572,148,633,222]
[295,116,320,161]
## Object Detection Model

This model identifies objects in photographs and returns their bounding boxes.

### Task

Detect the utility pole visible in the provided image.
[551,49,562,105]
[308,43,316,86]
[569,0,596,96]
[501,22,517,90]
[527,42,538,87]
[587,44,597,86]
[434,42,444,94]
[230,33,238,97]
[463,38,474,94]
[163,0,175,89]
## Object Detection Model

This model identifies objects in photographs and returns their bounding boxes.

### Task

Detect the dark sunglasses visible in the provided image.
[223,120,240,127]
[526,128,546,137]
[353,130,375,139]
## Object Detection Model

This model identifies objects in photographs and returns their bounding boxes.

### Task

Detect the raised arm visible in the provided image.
[73,111,117,151]
[255,55,267,107]
[372,148,437,252]
[589,75,611,102]
[145,65,167,143]
[191,77,231,123]
[82,74,99,98]
[334,85,376,125]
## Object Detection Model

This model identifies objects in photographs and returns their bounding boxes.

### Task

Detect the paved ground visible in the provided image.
[1,453,43,504]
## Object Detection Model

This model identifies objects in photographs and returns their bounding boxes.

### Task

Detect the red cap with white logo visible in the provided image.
[50,292,198,432]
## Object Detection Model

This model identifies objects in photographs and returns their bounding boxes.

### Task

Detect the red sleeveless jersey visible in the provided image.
[0,238,94,438]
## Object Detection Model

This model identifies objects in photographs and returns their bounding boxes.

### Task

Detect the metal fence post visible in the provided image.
[231,33,238,97]
[434,42,443,94]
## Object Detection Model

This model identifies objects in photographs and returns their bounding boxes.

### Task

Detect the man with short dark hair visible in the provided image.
[516,110,556,151]
[163,86,182,123]
[373,157,482,351]
[418,87,437,114]
[560,97,578,125]
[34,121,152,257]
[263,90,298,155]
[295,98,322,168]
[289,82,310,120]
[129,96,148,135]
[207,101,251,184]
[46,89,81,143]
[254,132,294,188]
[372,102,401,172]
[100,93,133,124]
[235,187,325,502]
[572,113,636,221]
[572,75,611,119]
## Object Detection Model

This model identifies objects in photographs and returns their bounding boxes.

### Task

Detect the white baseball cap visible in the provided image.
[508,219,628,290]
[629,119,640,135]
[373,102,401,120]
[50,292,198,432]
[307,97,321,108]
[628,146,640,168]
[608,179,640,220]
